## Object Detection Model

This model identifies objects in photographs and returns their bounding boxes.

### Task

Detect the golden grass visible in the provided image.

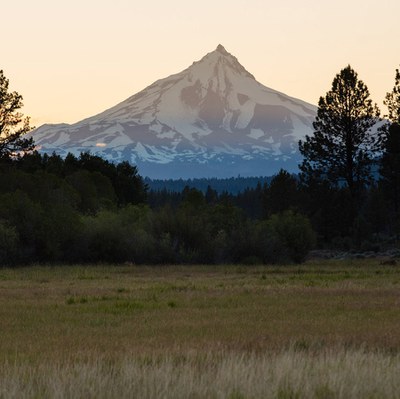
[0,261,400,397]
[1,349,400,398]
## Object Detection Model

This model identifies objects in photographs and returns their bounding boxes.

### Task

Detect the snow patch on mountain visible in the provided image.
[30,44,318,178]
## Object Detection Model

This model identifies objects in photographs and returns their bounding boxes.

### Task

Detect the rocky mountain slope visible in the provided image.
[31,45,317,178]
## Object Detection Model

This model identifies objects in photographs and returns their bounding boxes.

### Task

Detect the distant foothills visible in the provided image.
[144,176,274,195]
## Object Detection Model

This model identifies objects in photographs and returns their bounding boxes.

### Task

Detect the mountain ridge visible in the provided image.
[30,45,318,178]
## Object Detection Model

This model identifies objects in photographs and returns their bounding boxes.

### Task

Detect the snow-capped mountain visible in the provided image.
[31,45,317,178]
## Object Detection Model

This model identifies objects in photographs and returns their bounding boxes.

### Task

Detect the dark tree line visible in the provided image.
[0,153,316,265]
[145,176,272,195]
[0,151,148,263]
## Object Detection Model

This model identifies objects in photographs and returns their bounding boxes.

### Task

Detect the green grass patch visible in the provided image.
[0,260,399,361]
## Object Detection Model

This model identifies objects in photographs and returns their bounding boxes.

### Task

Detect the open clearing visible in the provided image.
[1,260,400,398]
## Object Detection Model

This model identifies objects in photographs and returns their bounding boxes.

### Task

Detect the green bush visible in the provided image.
[80,206,156,263]
[0,191,43,261]
[37,204,83,261]
[0,221,20,265]
[150,205,214,264]
[255,220,287,264]
[266,211,316,263]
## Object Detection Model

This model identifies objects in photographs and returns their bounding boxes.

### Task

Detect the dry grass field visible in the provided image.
[1,260,400,397]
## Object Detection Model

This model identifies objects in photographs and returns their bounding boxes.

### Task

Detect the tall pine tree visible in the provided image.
[379,68,400,236]
[299,65,380,197]
[263,169,298,216]
[383,68,400,124]
[379,123,400,235]
[0,70,34,159]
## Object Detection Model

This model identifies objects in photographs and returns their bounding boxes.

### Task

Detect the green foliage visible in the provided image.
[379,123,400,236]
[306,185,355,243]
[277,387,301,399]
[9,144,400,264]
[263,169,299,216]
[0,221,19,265]
[378,68,400,237]
[37,203,83,261]
[0,147,321,265]
[66,170,116,213]
[0,190,42,260]
[0,151,151,264]
[18,151,148,210]
[150,201,214,264]
[80,206,155,263]
[115,161,147,205]
[182,186,205,207]
[266,211,316,263]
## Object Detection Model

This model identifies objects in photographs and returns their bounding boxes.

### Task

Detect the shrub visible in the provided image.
[0,221,20,265]
[266,211,316,263]
[150,205,214,264]
[0,191,43,261]
[80,206,156,263]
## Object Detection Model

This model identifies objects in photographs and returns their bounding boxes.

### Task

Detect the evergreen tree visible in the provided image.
[378,68,400,156]
[205,185,218,204]
[299,65,380,197]
[384,68,400,124]
[64,152,80,175]
[263,169,298,216]
[379,122,400,236]
[379,68,400,237]
[115,161,147,205]
[0,70,34,159]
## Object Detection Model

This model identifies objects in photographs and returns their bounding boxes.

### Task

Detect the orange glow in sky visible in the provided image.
[3,0,400,127]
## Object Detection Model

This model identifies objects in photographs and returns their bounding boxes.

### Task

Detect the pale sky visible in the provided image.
[3,0,399,127]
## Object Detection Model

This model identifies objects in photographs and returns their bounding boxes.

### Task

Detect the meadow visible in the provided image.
[1,260,400,398]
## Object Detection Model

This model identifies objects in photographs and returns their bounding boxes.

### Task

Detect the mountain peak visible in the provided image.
[30,45,318,179]
[216,44,229,55]
[195,44,255,80]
